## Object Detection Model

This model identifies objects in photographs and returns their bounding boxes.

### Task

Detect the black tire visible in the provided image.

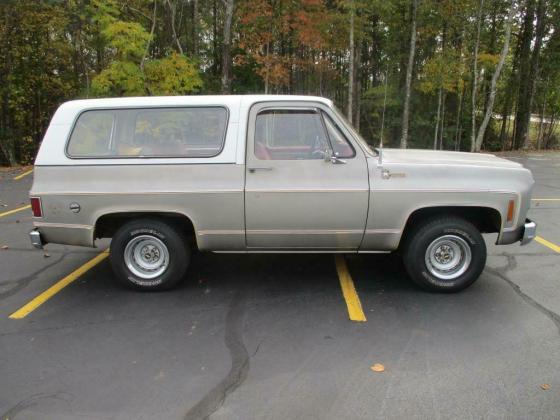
[109,218,190,291]
[403,216,486,293]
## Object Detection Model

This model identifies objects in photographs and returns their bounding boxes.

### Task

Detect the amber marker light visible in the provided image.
[506,199,515,223]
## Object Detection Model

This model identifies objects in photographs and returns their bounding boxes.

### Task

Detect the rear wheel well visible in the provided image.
[95,212,197,249]
[399,206,502,249]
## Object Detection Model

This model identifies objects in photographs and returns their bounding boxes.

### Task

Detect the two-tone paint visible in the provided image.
[30,95,536,252]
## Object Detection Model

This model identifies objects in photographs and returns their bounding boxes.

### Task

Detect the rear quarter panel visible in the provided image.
[31,164,246,250]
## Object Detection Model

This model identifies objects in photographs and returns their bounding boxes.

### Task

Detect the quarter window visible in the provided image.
[322,112,355,158]
[254,109,330,160]
[67,107,228,158]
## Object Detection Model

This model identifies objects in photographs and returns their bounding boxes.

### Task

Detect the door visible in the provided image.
[244,102,369,249]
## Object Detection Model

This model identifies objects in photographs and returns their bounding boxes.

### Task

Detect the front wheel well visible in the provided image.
[399,206,502,249]
[94,212,197,249]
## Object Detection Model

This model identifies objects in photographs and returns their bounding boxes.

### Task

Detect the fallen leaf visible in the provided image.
[43,253,50,258]
[1,245,8,250]
[370,363,385,372]
[541,384,550,390]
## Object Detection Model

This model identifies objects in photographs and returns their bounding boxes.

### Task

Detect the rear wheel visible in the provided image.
[110,219,190,291]
[403,217,486,293]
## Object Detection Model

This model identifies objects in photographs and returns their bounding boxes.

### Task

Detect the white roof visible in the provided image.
[36,94,334,166]
[51,95,333,125]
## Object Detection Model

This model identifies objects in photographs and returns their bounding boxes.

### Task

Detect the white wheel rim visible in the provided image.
[124,235,169,280]
[424,235,472,280]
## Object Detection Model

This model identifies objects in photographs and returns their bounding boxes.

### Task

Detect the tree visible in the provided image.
[90,1,202,97]
[400,0,418,149]
[347,0,355,121]
[221,0,234,93]
[473,0,516,152]
[470,0,484,152]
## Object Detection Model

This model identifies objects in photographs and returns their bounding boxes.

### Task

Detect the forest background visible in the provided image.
[1,0,559,165]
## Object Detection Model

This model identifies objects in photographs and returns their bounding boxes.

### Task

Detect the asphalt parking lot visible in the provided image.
[1,154,559,420]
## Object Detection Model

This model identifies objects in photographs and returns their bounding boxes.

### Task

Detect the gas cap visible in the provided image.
[69,202,81,213]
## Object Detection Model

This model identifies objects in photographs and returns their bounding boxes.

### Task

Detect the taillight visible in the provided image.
[30,197,42,217]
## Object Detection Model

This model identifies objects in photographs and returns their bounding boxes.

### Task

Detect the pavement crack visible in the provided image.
[486,267,560,335]
[0,253,67,301]
[184,290,249,420]
[1,391,73,420]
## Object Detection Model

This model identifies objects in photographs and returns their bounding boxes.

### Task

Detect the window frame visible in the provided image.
[65,105,230,160]
[253,106,333,161]
[320,110,356,159]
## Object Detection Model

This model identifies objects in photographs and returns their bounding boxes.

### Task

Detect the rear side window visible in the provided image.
[66,111,115,157]
[67,107,228,158]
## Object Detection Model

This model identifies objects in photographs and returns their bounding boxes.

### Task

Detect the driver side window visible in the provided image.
[254,109,329,160]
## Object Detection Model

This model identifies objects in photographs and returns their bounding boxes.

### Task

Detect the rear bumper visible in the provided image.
[498,218,537,245]
[29,229,44,249]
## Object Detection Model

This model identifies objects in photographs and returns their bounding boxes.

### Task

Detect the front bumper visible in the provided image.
[521,219,537,245]
[498,218,537,245]
[29,229,44,249]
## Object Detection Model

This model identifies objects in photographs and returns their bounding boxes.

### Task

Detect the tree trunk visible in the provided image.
[474,0,515,152]
[166,0,183,54]
[455,84,465,151]
[141,0,158,73]
[221,0,234,93]
[513,0,536,149]
[433,87,442,149]
[400,0,418,149]
[355,40,362,131]
[537,99,546,150]
[192,0,198,56]
[347,1,355,122]
[521,0,546,149]
[439,92,446,149]
[470,0,484,152]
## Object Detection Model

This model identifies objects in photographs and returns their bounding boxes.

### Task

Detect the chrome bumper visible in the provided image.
[29,229,44,249]
[521,219,537,246]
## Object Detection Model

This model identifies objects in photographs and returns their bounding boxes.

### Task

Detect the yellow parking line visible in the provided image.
[532,198,560,202]
[9,250,109,319]
[335,255,367,322]
[0,204,31,218]
[13,169,33,180]
[535,236,560,254]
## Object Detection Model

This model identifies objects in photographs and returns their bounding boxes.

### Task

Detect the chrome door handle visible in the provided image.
[248,167,273,173]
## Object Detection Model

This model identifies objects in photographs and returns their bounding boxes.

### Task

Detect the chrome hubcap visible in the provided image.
[124,235,169,280]
[425,235,472,280]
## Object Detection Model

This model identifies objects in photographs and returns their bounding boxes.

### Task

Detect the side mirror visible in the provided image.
[329,151,346,165]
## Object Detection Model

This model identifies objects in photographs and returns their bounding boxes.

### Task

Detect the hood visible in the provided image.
[379,148,523,169]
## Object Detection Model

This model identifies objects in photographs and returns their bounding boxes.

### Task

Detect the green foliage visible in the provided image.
[1,0,560,164]
[419,53,465,94]
[102,21,151,60]
[144,53,203,95]
[91,61,145,96]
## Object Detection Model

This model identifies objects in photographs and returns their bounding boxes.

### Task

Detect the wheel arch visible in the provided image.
[94,211,198,250]
[398,205,502,249]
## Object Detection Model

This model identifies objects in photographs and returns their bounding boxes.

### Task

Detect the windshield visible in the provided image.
[332,106,377,156]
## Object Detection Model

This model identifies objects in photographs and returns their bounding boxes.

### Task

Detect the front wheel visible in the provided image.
[110,219,190,291]
[403,217,486,293]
